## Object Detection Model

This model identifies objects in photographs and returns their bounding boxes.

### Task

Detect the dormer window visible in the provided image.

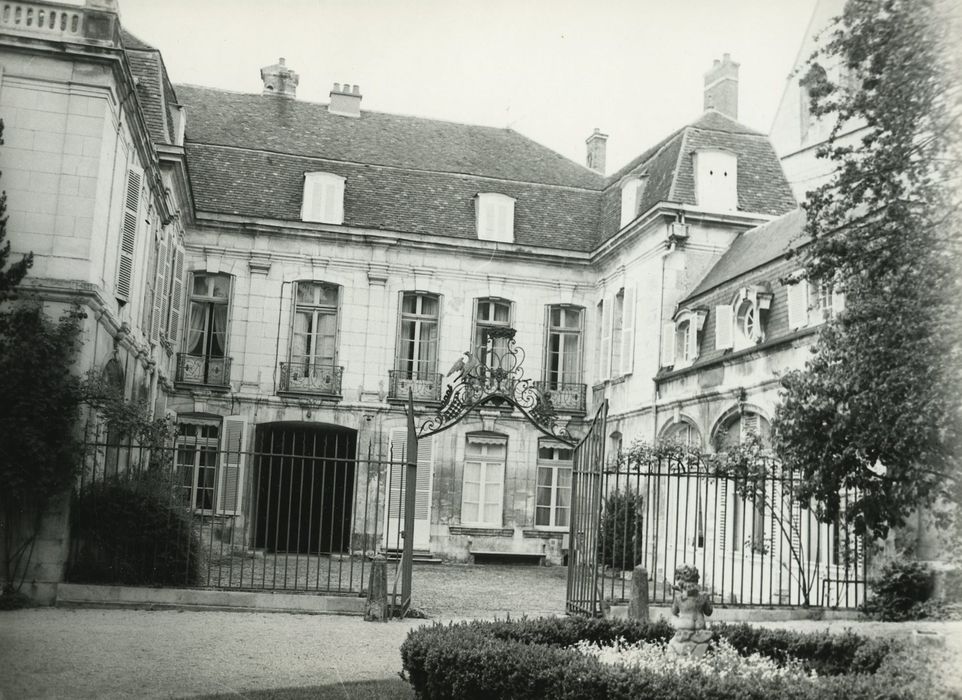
[660,308,707,368]
[787,273,846,330]
[476,193,515,242]
[716,286,772,351]
[301,172,345,224]
[620,177,645,229]
[693,149,737,211]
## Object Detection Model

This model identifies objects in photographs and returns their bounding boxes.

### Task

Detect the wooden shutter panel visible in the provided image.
[218,416,247,514]
[150,231,168,341]
[686,318,699,361]
[787,280,809,329]
[159,231,172,337]
[620,286,636,374]
[660,321,675,367]
[715,305,734,349]
[116,166,142,301]
[600,299,612,379]
[168,245,185,342]
[301,174,317,221]
[142,227,158,334]
[717,479,728,552]
[414,436,434,521]
[388,429,432,522]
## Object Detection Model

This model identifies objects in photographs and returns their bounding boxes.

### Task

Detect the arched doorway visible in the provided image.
[252,423,357,554]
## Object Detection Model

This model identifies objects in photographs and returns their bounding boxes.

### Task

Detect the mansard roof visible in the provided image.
[684,208,808,301]
[174,85,604,190]
[122,29,179,147]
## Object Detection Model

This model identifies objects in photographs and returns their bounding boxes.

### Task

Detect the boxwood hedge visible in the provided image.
[400,617,940,700]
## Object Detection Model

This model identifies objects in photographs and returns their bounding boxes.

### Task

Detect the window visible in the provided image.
[610,289,624,375]
[474,298,511,367]
[620,177,645,228]
[461,434,506,526]
[717,411,771,553]
[145,226,186,344]
[601,287,635,379]
[536,441,573,528]
[693,149,737,211]
[476,193,515,242]
[787,276,845,330]
[661,420,701,448]
[717,287,772,351]
[301,172,345,224]
[291,282,339,372]
[176,422,220,511]
[185,273,232,384]
[736,298,759,343]
[545,305,583,387]
[397,292,440,378]
[596,299,607,379]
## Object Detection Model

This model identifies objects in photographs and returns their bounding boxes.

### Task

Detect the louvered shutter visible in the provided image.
[600,299,612,379]
[218,416,247,515]
[150,231,167,341]
[168,245,185,342]
[787,280,809,329]
[660,321,675,367]
[620,286,636,374]
[301,175,317,221]
[414,436,434,522]
[717,479,728,552]
[142,227,157,333]
[159,232,172,337]
[715,305,734,349]
[116,166,142,301]
[388,430,433,522]
[741,413,760,440]
[686,318,699,361]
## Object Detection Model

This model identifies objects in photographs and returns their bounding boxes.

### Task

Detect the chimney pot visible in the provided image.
[329,80,363,117]
[353,85,360,95]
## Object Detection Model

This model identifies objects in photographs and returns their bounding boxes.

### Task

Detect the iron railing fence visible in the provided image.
[278,362,344,396]
[387,369,442,402]
[175,353,231,387]
[67,428,402,599]
[592,456,866,611]
[534,381,587,414]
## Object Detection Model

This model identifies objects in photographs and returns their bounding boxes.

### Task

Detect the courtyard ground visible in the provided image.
[2,563,960,699]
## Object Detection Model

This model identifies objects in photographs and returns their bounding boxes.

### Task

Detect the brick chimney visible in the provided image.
[585,128,608,175]
[703,53,739,119]
[329,83,363,118]
[260,58,299,99]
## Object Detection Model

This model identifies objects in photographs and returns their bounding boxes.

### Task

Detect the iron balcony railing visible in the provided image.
[535,381,587,414]
[278,362,344,397]
[176,354,232,388]
[388,369,442,402]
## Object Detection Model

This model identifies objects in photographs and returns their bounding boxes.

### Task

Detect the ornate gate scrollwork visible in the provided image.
[417,327,575,444]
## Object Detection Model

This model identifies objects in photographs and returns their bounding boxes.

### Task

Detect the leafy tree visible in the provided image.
[0,119,33,298]
[773,0,962,540]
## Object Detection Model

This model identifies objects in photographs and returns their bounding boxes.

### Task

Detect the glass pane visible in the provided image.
[402,294,417,315]
[192,275,208,297]
[537,466,552,488]
[536,485,553,508]
[482,503,501,525]
[536,506,550,526]
[538,446,554,460]
[550,308,561,327]
[494,302,510,323]
[210,275,229,299]
[556,506,569,527]
[462,480,480,503]
[463,502,479,523]
[562,334,579,380]
[296,282,315,304]
[486,443,506,460]
[420,296,438,318]
[564,309,581,329]
[558,467,572,487]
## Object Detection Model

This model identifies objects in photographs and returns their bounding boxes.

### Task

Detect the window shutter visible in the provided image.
[686,318,699,361]
[159,231,172,337]
[831,289,846,315]
[218,416,247,515]
[717,480,728,552]
[715,305,734,349]
[301,175,317,221]
[389,428,407,521]
[142,227,157,334]
[168,245,185,342]
[150,231,168,341]
[600,299,612,379]
[116,166,142,302]
[660,321,675,367]
[787,280,809,330]
[322,181,338,223]
[741,413,760,440]
[415,436,434,521]
[620,286,636,374]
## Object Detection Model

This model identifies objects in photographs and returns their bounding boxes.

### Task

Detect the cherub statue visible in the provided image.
[668,564,714,657]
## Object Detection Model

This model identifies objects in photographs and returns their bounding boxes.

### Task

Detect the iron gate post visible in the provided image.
[400,389,418,614]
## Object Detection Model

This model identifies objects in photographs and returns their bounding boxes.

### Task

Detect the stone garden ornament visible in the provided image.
[668,564,714,658]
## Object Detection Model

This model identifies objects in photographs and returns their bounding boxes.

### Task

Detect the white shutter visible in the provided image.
[322,181,338,223]
[218,416,247,515]
[831,289,846,315]
[300,175,317,221]
[116,166,142,301]
[159,231,172,336]
[414,436,433,521]
[150,231,168,341]
[661,321,675,367]
[600,299,612,379]
[715,305,734,349]
[686,318,699,361]
[168,245,185,342]
[142,227,157,334]
[620,286,636,374]
[388,429,432,521]
[787,280,809,330]
[718,480,728,552]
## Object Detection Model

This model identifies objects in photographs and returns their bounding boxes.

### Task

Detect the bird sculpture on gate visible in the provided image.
[446,350,479,378]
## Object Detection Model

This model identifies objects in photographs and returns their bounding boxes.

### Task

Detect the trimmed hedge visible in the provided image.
[400,617,933,700]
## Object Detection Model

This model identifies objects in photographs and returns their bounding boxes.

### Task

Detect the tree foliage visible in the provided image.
[0,120,33,298]
[773,0,962,539]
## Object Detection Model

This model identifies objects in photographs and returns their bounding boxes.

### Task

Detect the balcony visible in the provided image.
[535,381,587,415]
[278,362,343,398]
[176,354,231,389]
[0,2,122,48]
[388,369,442,403]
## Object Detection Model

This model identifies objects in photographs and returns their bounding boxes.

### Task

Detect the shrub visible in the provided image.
[861,560,936,621]
[400,617,923,700]
[68,470,201,586]
[599,489,644,571]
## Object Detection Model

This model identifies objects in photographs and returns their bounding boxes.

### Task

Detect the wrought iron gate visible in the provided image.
[565,400,608,615]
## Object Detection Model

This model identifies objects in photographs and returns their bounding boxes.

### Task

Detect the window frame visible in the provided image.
[175,419,221,513]
[396,291,441,379]
[535,440,573,530]
[460,433,507,527]
[473,297,513,366]
[544,305,584,387]
[185,272,233,359]
[290,281,341,373]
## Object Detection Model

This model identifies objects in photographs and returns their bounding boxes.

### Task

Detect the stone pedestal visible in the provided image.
[364,557,388,621]
[668,629,713,658]
[628,565,649,621]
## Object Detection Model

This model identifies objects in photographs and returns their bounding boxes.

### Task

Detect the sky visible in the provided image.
[116,0,819,173]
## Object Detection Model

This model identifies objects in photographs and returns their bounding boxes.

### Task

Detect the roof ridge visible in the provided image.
[689,109,765,136]
[605,125,687,185]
